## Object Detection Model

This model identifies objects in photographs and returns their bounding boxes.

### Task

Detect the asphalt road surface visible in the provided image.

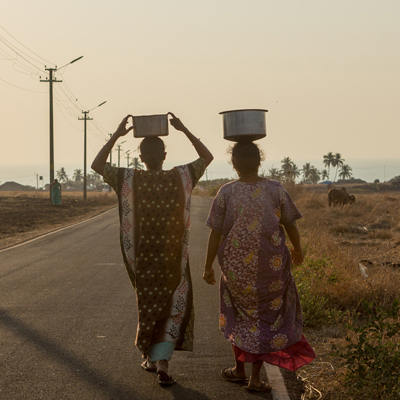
[0,197,303,400]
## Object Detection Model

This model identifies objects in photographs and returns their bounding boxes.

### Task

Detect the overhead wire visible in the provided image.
[0,24,54,65]
[1,26,111,148]
[0,35,46,73]
[0,77,46,93]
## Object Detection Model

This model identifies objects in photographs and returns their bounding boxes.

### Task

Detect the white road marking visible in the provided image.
[264,363,291,400]
[0,208,116,254]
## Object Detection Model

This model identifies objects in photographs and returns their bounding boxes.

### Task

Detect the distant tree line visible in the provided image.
[55,157,145,189]
[264,152,353,184]
[56,168,102,189]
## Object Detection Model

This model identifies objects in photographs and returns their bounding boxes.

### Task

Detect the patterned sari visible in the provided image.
[103,158,206,357]
[206,179,315,371]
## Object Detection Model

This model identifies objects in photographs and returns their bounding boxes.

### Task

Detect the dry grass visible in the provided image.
[296,190,400,309]
[294,188,400,399]
[0,190,117,249]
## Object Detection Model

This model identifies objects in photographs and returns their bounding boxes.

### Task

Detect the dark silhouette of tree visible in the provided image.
[291,164,300,180]
[130,157,144,170]
[332,153,345,182]
[280,157,300,182]
[309,167,321,184]
[323,152,335,180]
[301,163,312,181]
[321,169,329,181]
[268,167,281,180]
[56,167,69,183]
[73,169,83,182]
[339,164,353,180]
[87,172,102,185]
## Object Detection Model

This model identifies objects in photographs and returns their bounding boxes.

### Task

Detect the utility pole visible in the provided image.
[108,133,113,165]
[78,111,92,201]
[78,101,106,201]
[116,141,126,167]
[40,56,83,202]
[126,151,131,167]
[40,68,61,199]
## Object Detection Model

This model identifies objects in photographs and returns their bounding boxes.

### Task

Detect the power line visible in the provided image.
[0,77,46,93]
[0,24,54,65]
[0,36,45,73]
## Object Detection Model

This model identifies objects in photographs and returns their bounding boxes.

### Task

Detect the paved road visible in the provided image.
[0,197,302,400]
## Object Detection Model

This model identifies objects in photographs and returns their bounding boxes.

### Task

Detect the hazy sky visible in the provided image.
[1,0,399,184]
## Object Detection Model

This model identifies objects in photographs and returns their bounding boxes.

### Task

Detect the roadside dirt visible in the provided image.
[0,191,117,250]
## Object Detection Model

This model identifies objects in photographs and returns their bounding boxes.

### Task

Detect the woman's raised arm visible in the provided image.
[91,115,133,176]
[168,112,214,167]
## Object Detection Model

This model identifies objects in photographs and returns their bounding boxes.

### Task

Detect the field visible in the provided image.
[0,191,117,250]
[292,186,400,399]
[1,187,399,398]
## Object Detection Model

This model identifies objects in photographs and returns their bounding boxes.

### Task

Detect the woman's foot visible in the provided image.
[244,381,272,392]
[221,367,248,383]
[157,364,176,386]
[141,359,157,372]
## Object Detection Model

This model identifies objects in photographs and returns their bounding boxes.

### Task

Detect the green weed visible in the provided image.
[332,298,400,400]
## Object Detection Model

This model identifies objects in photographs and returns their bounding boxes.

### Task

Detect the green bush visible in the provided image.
[293,256,341,327]
[332,299,400,399]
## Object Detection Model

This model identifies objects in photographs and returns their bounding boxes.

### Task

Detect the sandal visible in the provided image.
[221,368,248,383]
[157,365,176,386]
[244,382,272,392]
[141,360,157,372]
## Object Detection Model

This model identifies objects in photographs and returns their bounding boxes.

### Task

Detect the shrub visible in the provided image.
[332,299,400,399]
[293,256,342,327]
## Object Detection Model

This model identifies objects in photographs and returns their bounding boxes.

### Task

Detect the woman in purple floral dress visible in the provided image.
[203,142,315,392]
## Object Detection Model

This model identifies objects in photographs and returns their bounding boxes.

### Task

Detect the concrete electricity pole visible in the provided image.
[40,68,61,199]
[78,101,106,201]
[107,133,113,165]
[40,56,83,201]
[116,141,126,167]
[126,150,131,167]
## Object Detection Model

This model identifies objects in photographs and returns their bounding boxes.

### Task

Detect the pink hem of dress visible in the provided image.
[233,335,316,372]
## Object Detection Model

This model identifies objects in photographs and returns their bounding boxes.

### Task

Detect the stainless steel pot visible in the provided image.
[132,114,169,138]
[219,109,268,142]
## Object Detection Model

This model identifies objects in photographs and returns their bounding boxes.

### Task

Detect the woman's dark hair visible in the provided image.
[228,141,265,175]
[139,136,166,170]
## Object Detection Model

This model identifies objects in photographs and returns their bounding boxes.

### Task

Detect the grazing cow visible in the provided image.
[328,188,356,207]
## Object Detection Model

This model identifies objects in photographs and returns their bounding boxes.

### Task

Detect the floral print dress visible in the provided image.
[103,158,206,357]
[206,179,315,370]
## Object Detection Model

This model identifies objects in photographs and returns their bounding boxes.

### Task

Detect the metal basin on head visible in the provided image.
[132,114,169,138]
[220,109,268,142]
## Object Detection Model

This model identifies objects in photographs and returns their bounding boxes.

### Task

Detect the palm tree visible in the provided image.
[268,167,281,180]
[291,164,300,181]
[301,163,312,181]
[321,169,329,181]
[309,167,321,184]
[323,152,335,180]
[280,157,300,182]
[339,164,353,180]
[56,167,69,183]
[130,157,144,170]
[87,172,102,184]
[281,157,293,176]
[73,169,83,182]
[332,153,345,182]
